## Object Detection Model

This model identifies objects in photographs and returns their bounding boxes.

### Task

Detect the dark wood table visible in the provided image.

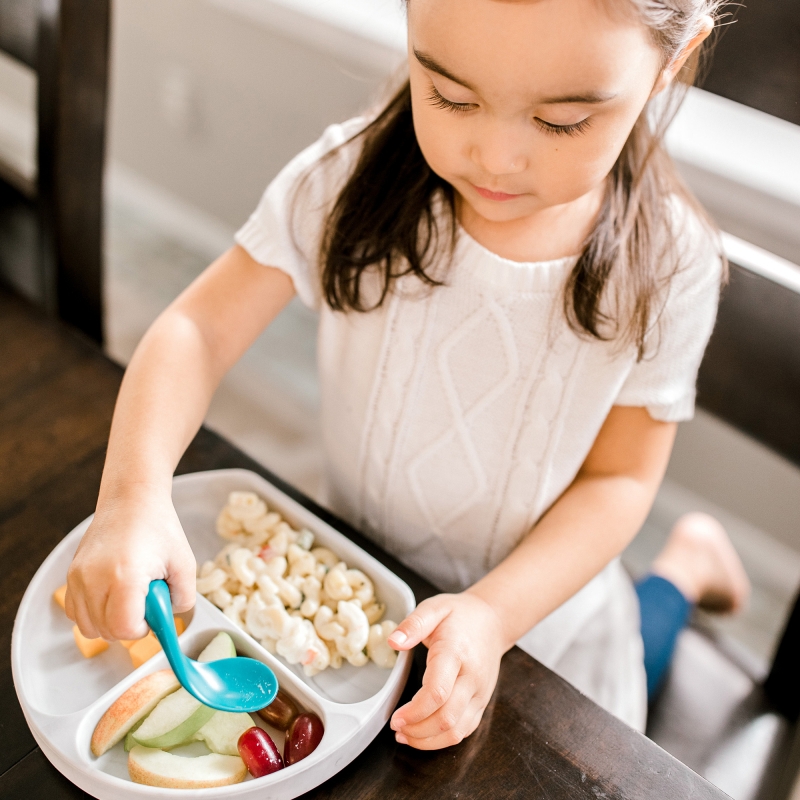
[0,287,729,799]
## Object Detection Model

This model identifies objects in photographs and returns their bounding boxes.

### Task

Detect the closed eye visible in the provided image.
[427,84,476,115]
[534,117,592,137]
[426,82,592,137]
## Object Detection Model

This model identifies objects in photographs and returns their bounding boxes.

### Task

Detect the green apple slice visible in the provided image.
[128,745,247,789]
[192,711,254,755]
[124,718,145,752]
[198,631,237,662]
[132,688,215,749]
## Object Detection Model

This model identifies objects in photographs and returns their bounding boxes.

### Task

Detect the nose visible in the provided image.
[469,120,528,177]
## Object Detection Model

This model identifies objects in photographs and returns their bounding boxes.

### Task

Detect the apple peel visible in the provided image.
[91,670,179,757]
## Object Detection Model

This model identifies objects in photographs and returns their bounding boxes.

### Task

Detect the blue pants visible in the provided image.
[635,574,693,700]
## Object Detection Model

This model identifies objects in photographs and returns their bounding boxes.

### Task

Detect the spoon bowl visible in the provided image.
[145,580,278,713]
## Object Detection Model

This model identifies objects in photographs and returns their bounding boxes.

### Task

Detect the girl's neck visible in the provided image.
[456,184,604,264]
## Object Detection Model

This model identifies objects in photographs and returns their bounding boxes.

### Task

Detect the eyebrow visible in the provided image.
[413,49,476,91]
[539,90,618,105]
[413,48,617,106]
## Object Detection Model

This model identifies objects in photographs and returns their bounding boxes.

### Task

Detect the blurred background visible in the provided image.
[0,1,798,793]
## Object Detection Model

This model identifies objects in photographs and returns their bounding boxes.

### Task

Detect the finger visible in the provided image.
[64,583,76,622]
[71,592,102,640]
[104,581,150,641]
[398,677,475,740]
[391,644,461,727]
[64,566,83,623]
[84,583,114,642]
[399,698,485,751]
[167,554,198,613]
[388,596,452,651]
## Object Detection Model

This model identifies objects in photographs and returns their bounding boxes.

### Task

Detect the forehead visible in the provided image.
[408,0,660,100]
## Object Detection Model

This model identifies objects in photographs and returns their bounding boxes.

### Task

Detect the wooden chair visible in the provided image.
[0,0,110,343]
[647,244,800,800]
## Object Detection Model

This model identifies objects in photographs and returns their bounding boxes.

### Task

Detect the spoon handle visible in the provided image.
[144,580,189,685]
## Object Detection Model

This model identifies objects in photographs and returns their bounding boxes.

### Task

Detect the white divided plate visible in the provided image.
[12,469,415,799]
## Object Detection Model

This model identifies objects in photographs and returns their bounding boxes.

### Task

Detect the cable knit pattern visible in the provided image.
[235,118,723,732]
[354,245,585,592]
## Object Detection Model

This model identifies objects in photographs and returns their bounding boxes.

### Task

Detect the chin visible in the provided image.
[461,194,540,224]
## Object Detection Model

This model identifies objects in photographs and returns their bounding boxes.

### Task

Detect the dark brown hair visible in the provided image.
[319,85,454,311]
[315,0,728,358]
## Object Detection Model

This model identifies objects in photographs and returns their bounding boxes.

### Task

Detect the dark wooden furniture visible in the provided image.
[701,0,800,127]
[699,263,800,470]
[0,286,728,798]
[646,256,800,799]
[0,0,110,343]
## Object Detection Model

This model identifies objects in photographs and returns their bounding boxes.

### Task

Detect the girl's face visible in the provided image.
[408,0,665,224]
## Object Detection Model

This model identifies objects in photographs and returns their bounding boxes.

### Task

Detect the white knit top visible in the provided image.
[236,118,723,731]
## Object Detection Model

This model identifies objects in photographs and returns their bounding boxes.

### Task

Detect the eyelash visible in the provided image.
[534,117,593,137]
[427,84,593,137]
[427,85,474,115]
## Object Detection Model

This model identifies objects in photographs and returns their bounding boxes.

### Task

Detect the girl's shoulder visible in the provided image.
[306,116,370,167]
[664,193,724,281]
[235,116,372,309]
[644,194,725,350]
[636,192,725,325]
[284,116,372,206]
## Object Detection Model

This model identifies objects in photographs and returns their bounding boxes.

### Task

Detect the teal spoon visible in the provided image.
[144,579,278,713]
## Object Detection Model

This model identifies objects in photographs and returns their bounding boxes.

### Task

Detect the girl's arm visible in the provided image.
[389,406,677,750]
[66,245,295,641]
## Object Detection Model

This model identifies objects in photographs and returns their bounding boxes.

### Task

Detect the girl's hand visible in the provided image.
[65,487,196,642]
[388,592,508,750]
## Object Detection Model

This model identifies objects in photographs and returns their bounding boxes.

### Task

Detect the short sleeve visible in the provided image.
[234,117,368,310]
[615,204,724,422]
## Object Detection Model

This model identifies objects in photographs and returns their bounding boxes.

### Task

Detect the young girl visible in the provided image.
[67,0,747,747]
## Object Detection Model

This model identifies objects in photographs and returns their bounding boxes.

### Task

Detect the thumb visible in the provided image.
[388,595,453,651]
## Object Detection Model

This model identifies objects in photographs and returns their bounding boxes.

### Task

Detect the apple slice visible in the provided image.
[198,631,236,662]
[124,718,144,752]
[91,669,180,756]
[193,711,254,756]
[132,688,215,749]
[128,745,247,788]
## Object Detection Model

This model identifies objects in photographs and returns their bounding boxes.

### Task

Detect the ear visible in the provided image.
[651,15,714,97]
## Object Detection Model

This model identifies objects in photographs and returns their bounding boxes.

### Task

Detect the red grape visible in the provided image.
[238,726,283,778]
[256,688,299,731]
[284,712,324,766]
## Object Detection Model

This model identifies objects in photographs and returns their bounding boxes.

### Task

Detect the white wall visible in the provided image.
[107,0,404,230]
[0,51,35,185]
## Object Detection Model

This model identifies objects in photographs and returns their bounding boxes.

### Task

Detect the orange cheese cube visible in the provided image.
[53,584,68,611]
[129,632,162,669]
[73,625,109,658]
[119,639,138,650]
[127,617,186,669]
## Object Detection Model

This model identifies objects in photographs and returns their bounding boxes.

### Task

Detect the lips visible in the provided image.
[472,184,523,202]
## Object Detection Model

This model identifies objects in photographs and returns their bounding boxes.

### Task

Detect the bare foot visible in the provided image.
[650,513,751,613]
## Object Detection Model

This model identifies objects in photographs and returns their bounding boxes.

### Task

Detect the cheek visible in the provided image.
[538,142,614,200]
[531,113,641,203]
